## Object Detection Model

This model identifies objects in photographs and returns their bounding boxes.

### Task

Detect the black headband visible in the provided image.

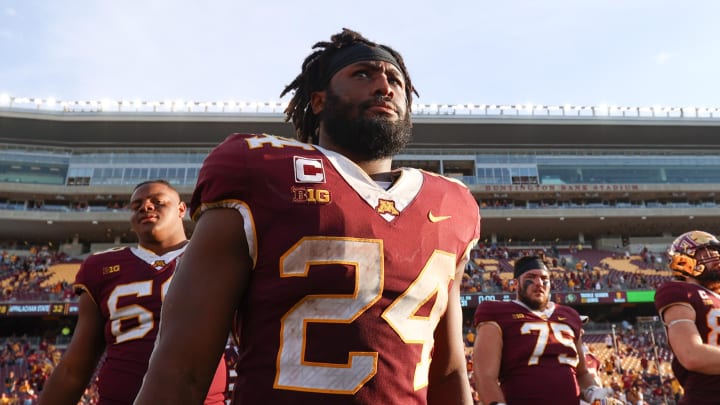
[514,257,548,279]
[323,43,402,85]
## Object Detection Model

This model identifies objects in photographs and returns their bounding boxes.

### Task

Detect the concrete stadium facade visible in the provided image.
[1,105,720,253]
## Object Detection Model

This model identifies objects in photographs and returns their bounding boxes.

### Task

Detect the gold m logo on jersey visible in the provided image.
[152,260,167,268]
[512,313,526,319]
[376,199,399,216]
[102,265,120,275]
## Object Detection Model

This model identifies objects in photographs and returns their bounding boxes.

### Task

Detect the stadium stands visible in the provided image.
[461,247,672,294]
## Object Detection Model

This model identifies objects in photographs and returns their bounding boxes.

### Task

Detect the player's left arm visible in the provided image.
[576,334,612,402]
[662,303,720,374]
[427,261,473,405]
[134,208,252,404]
[38,293,105,405]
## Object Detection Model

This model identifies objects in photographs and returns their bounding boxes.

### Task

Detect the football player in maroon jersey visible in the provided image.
[472,256,612,405]
[135,28,480,405]
[39,180,228,405]
[655,230,720,405]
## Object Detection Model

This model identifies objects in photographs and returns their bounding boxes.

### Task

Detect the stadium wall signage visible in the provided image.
[482,184,641,192]
[0,302,79,316]
[461,290,639,309]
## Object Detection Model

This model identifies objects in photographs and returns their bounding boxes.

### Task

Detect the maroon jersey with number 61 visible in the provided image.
[74,246,227,405]
[191,133,481,405]
[473,300,583,405]
[655,280,720,405]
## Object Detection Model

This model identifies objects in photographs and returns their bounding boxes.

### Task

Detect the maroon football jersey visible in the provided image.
[191,133,481,404]
[74,246,227,404]
[473,300,583,405]
[655,281,720,405]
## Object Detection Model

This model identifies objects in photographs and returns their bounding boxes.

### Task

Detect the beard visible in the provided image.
[702,280,720,294]
[698,264,720,293]
[518,283,549,311]
[320,89,412,161]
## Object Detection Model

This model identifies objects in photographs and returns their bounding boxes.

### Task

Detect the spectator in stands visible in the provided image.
[38,180,228,405]
[136,28,478,405]
[3,370,14,395]
[654,230,720,405]
[472,255,613,404]
[670,378,684,403]
[605,333,614,349]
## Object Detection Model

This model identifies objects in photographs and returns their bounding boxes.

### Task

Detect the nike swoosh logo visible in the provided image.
[558,316,567,320]
[428,211,452,223]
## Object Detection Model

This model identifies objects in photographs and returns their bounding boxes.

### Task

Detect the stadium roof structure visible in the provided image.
[3,102,720,148]
[2,101,720,245]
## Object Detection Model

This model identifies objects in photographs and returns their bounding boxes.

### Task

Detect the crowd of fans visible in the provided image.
[0,335,242,404]
[461,244,672,294]
[0,336,94,404]
[584,326,680,405]
[0,247,74,303]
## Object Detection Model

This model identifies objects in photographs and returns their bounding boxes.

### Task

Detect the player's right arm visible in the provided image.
[662,303,720,374]
[472,321,506,404]
[38,293,106,405]
[134,208,252,405]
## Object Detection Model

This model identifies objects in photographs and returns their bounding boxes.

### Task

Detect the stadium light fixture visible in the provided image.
[681,106,696,117]
[7,93,720,122]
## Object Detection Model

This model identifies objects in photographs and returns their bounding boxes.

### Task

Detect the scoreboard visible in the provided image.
[0,302,79,316]
[460,289,652,309]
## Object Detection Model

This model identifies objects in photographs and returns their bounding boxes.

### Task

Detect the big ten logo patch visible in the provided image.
[292,186,331,204]
[103,265,120,275]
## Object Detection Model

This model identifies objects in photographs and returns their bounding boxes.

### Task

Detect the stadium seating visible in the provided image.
[461,247,673,294]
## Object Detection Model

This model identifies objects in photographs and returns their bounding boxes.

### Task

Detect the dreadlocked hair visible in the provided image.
[280,28,418,144]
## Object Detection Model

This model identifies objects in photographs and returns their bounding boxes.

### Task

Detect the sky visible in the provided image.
[2,0,720,109]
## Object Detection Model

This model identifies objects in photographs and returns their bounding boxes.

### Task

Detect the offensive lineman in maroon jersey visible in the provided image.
[39,180,228,405]
[655,230,720,405]
[472,256,612,405]
[135,29,479,405]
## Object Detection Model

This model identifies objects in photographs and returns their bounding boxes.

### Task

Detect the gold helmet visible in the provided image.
[668,231,720,279]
